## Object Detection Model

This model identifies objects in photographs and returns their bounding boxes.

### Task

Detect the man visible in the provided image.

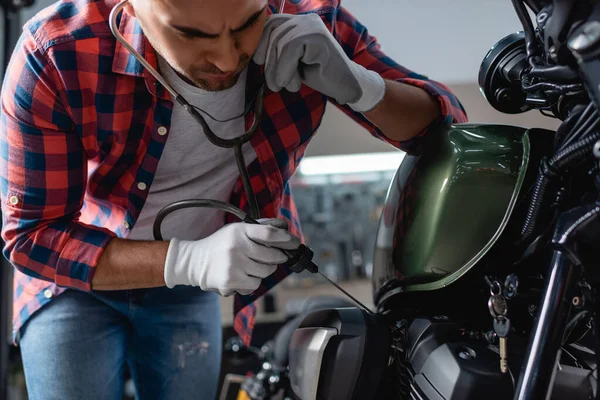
[0,0,467,398]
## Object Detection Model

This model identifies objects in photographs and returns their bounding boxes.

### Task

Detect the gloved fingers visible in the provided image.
[285,73,303,92]
[269,26,306,88]
[219,288,236,297]
[256,218,288,230]
[274,14,329,65]
[246,244,288,265]
[253,14,293,65]
[244,224,301,250]
[256,14,331,93]
[274,15,326,59]
[244,260,279,278]
[273,45,305,90]
[235,276,262,296]
[253,33,271,66]
[265,230,301,250]
[278,67,303,93]
[264,23,297,91]
[271,18,333,92]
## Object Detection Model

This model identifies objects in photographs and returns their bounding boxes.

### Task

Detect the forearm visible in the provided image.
[92,238,170,290]
[363,79,442,142]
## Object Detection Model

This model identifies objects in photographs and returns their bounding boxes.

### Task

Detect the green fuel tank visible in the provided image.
[371,123,553,308]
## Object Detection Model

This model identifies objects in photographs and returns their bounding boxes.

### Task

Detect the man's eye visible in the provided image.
[179,32,196,40]
[247,18,260,28]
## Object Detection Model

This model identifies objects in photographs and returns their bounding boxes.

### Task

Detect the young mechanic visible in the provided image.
[0,0,467,398]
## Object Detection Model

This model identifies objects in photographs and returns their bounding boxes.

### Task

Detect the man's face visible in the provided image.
[128,0,269,91]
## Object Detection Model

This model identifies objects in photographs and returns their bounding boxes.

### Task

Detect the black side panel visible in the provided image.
[352,312,390,400]
[293,308,390,400]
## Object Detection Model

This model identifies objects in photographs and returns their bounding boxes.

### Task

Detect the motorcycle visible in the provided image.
[222,0,600,398]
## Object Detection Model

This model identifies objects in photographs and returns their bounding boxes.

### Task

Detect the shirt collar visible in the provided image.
[111,9,151,78]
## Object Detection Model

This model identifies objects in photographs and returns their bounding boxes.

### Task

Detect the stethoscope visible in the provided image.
[108,1,379,311]
[108,0,286,239]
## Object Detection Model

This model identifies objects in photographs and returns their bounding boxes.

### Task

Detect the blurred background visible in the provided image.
[0,0,560,398]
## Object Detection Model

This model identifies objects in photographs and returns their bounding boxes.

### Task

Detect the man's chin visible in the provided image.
[192,73,240,92]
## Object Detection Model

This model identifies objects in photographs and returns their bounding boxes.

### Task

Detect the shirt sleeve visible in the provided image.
[0,31,116,291]
[330,3,468,154]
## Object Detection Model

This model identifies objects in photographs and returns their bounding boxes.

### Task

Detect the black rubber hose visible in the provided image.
[562,110,600,150]
[512,0,538,63]
[554,105,586,150]
[235,144,260,219]
[152,199,249,241]
[518,160,559,244]
[563,310,590,345]
[553,132,600,170]
[522,0,541,13]
[519,131,600,244]
[522,81,583,93]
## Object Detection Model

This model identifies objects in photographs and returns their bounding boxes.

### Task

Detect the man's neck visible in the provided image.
[174,70,201,89]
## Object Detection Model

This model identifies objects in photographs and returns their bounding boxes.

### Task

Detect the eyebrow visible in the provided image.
[171,6,267,39]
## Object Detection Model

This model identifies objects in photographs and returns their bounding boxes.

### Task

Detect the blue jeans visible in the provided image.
[18,286,222,400]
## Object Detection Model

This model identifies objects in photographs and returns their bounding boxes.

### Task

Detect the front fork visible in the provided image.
[514,251,581,400]
[514,203,600,399]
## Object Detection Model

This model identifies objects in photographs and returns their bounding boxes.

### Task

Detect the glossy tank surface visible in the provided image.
[372,123,530,302]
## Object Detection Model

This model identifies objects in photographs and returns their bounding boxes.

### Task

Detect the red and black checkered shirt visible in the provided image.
[0,0,466,346]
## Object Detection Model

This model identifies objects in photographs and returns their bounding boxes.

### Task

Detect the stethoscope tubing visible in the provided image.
[108,0,288,219]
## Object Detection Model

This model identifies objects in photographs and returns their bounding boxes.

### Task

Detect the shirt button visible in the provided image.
[157,126,168,136]
[43,289,53,299]
[137,182,147,191]
[9,196,18,205]
[123,221,131,230]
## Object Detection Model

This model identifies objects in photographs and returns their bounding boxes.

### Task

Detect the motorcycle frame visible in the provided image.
[513,204,597,399]
[512,0,600,396]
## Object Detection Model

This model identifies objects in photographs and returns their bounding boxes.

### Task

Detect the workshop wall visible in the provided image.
[306,0,560,157]
[344,0,527,84]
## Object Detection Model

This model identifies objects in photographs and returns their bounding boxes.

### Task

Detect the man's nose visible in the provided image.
[207,35,241,73]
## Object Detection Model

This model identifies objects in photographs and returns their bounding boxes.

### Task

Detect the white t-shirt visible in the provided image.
[127,58,257,241]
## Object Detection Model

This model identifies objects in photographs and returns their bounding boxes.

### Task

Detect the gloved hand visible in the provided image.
[253,13,386,112]
[164,219,301,296]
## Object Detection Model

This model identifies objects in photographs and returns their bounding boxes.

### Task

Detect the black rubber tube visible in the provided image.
[512,0,538,62]
[235,144,260,219]
[153,199,248,241]
[519,131,600,244]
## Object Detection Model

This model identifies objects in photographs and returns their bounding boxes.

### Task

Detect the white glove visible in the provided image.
[253,13,386,112]
[164,219,301,296]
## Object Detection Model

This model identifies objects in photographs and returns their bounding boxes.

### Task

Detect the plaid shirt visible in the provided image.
[0,0,466,346]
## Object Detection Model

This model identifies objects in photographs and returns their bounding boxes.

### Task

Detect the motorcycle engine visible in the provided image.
[287,307,596,400]
[287,309,531,400]
[386,318,515,400]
